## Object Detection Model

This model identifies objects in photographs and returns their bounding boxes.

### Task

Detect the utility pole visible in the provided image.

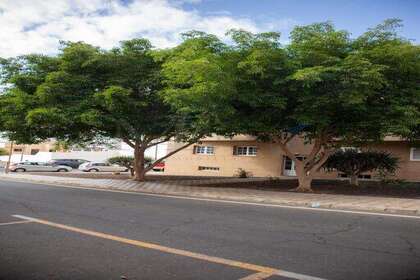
[20,145,25,162]
[5,141,14,174]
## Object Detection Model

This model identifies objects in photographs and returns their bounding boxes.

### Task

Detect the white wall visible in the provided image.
[0,142,168,164]
[118,142,168,160]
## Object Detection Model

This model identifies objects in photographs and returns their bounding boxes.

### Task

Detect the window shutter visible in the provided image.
[193,145,197,154]
[233,146,237,155]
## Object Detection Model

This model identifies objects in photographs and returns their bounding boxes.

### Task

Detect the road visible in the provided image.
[0,179,419,280]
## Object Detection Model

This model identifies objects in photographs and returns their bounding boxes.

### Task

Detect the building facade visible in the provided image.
[164,136,420,181]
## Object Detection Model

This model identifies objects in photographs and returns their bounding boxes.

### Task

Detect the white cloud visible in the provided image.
[0,0,295,58]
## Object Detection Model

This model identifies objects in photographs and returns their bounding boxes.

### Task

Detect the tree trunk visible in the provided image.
[133,145,146,181]
[295,176,313,192]
[5,142,14,174]
[349,174,359,186]
[276,133,333,193]
[293,162,314,192]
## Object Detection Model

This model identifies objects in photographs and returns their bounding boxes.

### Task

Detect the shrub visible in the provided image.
[108,156,135,176]
[324,149,399,186]
[107,155,154,176]
[235,168,253,178]
[0,148,8,156]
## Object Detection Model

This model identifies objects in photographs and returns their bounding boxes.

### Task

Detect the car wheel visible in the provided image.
[15,168,26,172]
[89,169,99,172]
[57,168,68,172]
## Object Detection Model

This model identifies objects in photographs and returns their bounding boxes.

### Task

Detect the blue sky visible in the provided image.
[0,0,418,58]
[182,0,420,41]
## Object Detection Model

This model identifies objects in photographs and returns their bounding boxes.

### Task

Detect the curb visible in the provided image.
[1,175,419,217]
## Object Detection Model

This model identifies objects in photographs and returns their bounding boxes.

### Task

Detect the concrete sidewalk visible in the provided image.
[1,173,419,216]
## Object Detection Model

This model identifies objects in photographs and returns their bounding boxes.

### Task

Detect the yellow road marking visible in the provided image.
[0,220,33,226]
[239,271,276,280]
[13,215,327,280]
[12,215,276,274]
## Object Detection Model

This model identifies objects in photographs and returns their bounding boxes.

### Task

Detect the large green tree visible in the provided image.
[162,20,420,192]
[0,55,60,144]
[1,39,202,180]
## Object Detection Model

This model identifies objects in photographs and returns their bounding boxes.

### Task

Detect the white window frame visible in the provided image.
[234,146,258,156]
[194,145,214,155]
[410,147,420,161]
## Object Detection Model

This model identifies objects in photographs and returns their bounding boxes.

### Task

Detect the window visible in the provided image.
[13,148,23,152]
[193,145,214,155]
[93,163,109,166]
[30,149,39,155]
[410,148,420,161]
[233,146,257,156]
[198,166,220,171]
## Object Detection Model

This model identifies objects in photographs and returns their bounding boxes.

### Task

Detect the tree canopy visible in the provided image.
[0,39,202,180]
[1,19,419,187]
[161,20,420,191]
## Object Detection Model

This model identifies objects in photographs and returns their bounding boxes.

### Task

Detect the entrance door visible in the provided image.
[283,156,296,176]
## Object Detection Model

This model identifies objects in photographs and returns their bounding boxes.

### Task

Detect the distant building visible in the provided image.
[0,139,168,164]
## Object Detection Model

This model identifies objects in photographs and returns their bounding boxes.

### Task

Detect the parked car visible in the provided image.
[78,162,128,172]
[10,162,72,172]
[152,162,165,172]
[48,159,89,169]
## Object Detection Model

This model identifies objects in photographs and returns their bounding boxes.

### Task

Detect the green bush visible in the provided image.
[235,168,253,178]
[107,155,154,176]
[0,148,8,156]
[107,156,134,176]
[324,149,399,186]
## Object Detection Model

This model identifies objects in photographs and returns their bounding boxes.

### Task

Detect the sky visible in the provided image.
[0,0,419,58]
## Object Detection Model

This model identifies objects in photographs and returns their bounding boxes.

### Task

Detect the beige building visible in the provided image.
[164,136,420,181]
[4,141,58,156]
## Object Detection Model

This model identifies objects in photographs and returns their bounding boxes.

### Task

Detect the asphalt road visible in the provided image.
[0,179,419,280]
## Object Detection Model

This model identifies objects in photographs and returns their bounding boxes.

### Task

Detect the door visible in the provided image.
[283,157,296,176]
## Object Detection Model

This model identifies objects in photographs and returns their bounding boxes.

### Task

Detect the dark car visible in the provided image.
[48,159,89,169]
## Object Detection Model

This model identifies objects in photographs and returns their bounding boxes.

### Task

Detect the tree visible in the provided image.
[0,55,60,144]
[162,21,420,192]
[1,40,203,181]
[324,149,399,186]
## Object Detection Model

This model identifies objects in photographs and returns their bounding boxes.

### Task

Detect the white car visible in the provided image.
[78,162,128,172]
[10,162,72,172]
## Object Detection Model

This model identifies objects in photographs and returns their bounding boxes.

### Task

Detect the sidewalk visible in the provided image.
[1,173,420,216]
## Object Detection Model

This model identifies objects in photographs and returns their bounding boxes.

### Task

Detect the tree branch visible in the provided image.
[143,142,195,173]
[146,138,170,149]
[303,138,322,166]
[311,149,334,173]
[277,139,298,162]
[122,137,135,148]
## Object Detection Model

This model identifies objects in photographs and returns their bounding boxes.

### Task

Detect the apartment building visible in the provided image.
[164,136,420,181]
